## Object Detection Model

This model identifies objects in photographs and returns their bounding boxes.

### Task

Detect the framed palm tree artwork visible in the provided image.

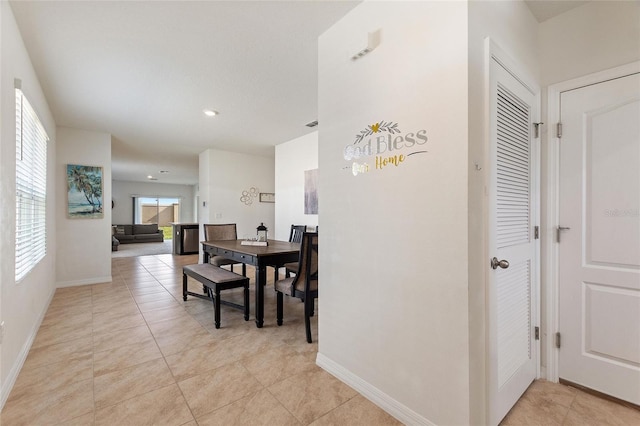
[67,164,104,219]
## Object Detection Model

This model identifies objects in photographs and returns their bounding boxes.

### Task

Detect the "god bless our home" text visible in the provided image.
[344,129,428,176]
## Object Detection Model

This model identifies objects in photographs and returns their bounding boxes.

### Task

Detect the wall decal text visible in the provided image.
[344,121,428,176]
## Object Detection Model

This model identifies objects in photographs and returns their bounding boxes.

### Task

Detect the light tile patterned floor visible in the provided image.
[500,380,640,426]
[2,253,639,425]
[1,254,398,425]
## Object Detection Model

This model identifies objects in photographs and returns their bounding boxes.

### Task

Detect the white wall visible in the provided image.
[55,127,111,287]
[468,1,540,423]
[111,180,196,225]
[539,1,640,86]
[0,1,57,407]
[193,184,200,223]
[274,132,318,241]
[317,2,470,425]
[198,149,275,243]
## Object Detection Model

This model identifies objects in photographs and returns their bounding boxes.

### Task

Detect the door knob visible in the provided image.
[491,257,510,270]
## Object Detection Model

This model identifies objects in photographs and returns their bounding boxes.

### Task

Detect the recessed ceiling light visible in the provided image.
[203,109,218,117]
[147,175,153,179]
[159,170,169,174]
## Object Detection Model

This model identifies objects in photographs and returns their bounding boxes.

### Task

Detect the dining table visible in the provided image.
[201,239,300,328]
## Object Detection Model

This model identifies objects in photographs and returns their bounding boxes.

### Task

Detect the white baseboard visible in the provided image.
[316,353,436,426]
[0,286,56,410]
[56,275,112,288]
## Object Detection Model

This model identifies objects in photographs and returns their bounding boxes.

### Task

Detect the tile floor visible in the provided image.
[2,253,639,425]
[501,380,640,426]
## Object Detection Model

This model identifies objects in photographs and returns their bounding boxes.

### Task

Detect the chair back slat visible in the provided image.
[289,225,306,243]
[204,224,237,241]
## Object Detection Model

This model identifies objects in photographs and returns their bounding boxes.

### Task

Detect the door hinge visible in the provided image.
[556,122,563,139]
[533,122,543,139]
[534,226,539,240]
[534,326,540,340]
[555,332,561,349]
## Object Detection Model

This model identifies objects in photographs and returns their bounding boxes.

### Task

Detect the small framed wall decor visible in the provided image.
[67,164,104,219]
[304,169,318,214]
[259,192,275,203]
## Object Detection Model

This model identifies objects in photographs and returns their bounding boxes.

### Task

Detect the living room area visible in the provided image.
[111,180,198,257]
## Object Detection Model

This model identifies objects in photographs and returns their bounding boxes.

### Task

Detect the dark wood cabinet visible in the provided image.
[171,223,199,255]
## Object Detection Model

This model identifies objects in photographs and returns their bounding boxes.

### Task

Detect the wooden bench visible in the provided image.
[183,264,250,329]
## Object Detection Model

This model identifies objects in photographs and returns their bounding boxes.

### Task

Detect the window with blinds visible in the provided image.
[15,85,49,282]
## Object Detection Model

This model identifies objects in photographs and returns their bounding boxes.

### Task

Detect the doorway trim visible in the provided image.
[544,61,640,383]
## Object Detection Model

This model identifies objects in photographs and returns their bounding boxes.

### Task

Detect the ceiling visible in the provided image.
[10,1,586,186]
[524,0,589,22]
[10,0,360,185]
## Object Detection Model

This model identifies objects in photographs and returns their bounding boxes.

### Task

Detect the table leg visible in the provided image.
[255,263,266,328]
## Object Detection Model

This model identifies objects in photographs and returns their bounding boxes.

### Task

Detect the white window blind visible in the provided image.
[15,84,49,282]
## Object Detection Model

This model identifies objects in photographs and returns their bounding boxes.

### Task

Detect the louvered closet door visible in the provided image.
[488,58,539,426]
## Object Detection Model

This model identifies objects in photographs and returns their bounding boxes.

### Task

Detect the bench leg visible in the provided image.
[244,284,249,321]
[182,273,188,301]
[214,287,221,329]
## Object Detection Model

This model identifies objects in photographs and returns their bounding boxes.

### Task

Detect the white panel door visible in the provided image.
[488,58,539,425]
[558,72,640,404]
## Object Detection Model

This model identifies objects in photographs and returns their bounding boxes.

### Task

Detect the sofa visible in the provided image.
[113,224,164,244]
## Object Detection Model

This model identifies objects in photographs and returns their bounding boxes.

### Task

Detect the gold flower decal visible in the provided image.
[354,121,400,144]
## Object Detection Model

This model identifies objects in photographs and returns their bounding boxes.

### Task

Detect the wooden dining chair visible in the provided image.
[203,224,246,276]
[283,225,307,278]
[275,232,318,343]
